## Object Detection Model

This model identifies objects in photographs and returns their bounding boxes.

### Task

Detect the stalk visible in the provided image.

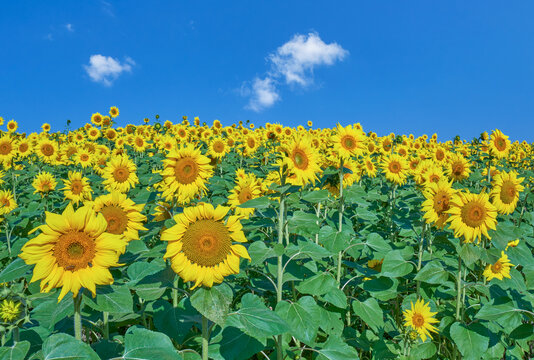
[172,275,179,308]
[336,159,344,286]
[201,315,209,360]
[455,256,463,322]
[416,224,426,296]
[74,292,83,341]
[103,311,109,340]
[276,191,285,360]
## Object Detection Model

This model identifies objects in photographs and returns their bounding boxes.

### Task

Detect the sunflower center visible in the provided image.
[429,174,440,183]
[435,150,445,161]
[213,141,225,153]
[461,201,486,228]
[19,143,28,153]
[433,191,450,214]
[54,231,96,271]
[181,219,232,267]
[174,157,199,184]
[499,181,517,204]
[71,180,83,195]
[101,205,129,235]
[341,135,356,150]
[494,137,507,151]
[0,142,11,155]
[452,162,464,176]
[113,166,130,183]
[247,137,256,148]
[136,138,144,147]
[238,187,253,204]
[412,313,425,328]
[388,161,401,174]
[41,144,54,156]
[491,261,502,273]
[1,198,11,206]
[42,182,51,192]
[292,149,309,170]
[81,154,89,161]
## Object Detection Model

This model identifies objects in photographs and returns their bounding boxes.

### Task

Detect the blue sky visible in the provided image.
[1,1,533,141]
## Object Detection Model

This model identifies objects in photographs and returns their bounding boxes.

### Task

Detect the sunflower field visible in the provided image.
[0,110,533,360]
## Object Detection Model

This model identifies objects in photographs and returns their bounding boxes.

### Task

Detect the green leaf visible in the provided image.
[321,288,347,309]
[314,336,360,360]
[239,196,270,209]
[42,333,100,360]
[409,341,437,360]
[31,295,74,329]
[153,298,198,343]
[459,244,480,268]
[120,327,182,360]
[352,298,384,332]
[190,283,233,326]
[0,340,30,360]
[0,258,32,282]
[450,322,489,360]
[365,233,392,253]
[414,261,449,284]
[225,293,289,342]
[380,250,413,278]
[288,211,320,235]
[209,326,264,360]
[96,285,134,313]
[248,241,276,266]
[301,189,330,203]
[319,226,351,253]
[127,261,164,284]
[275,296,320,345]
[296,272,337,296]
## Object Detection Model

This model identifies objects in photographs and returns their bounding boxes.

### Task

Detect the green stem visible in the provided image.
[202,315,209,360]
[74,292,83,341]
[337,159,344,287]
[416,224,426,296]
[13,327,19,343]
[103,311,109,340]
[276,193,285,360]
[455,256,463,322]
[173,275,179,308]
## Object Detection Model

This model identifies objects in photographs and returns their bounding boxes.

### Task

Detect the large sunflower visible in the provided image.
[19,204,126,302]
[331,124,367,159]
[283,136,321,186]
[489,129,511,159]
[102,155,139,193]
[421,180,456,229]
[380,154,409,185]
[483,251,513,281]
[91,192,147,241]
[447,191,497,243]
[160,145,213,203]
[490,170,524,215]
[403,298,439,341]
[161,203,250,289]
[62,171,93,205]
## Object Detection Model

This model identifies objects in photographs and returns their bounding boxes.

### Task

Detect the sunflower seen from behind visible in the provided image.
[19,204,127,302]
[161,203,250,289]
[403,298,439,342]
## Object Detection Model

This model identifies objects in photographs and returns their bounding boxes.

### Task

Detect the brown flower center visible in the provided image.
[292,149,309,170]
[499,180,517,205]
[113,166,130,183]
[181,219,232,267]
[54,231,96,271]
[461,201,486,228]
[101,205,129,235]
[174,157,199,184]
[412,313,425,328]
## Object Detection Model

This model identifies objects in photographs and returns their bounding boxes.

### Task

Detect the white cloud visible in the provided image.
[245,77,280,112]
[243,32,347,111]
[84,55,134,86]
[269,32,348,86]
[65,23,74,32]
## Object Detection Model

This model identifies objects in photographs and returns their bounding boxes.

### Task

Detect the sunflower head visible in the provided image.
[403,298,439,341]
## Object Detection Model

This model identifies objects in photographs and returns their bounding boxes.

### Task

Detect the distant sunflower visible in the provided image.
[19,204,126,302]
[102,155,139,193]
[62,171,92,205]
[362,156,378,178]
[41,123,51,132]
[228,178,261,217]
[75,150,93,168]
[446,154,471,182]
[208,138,229,159]
[36,139,59,163]
[421,180,456,229]
[92,192,147,241]
[0,189,17,215]
[490,170,524,215]
[380,154,409,185]
[109,106,119,118]
[403,298,439,341]
[447,191,497,243]
[160,145,213,203]
[332,124,367,158]
[483,251,513,281]
[283,136,321,186]
[489,129,511,159]
[7,120,18,133]
[15,139,32,157]
[32,172,57,195]
[0,136,15,163]
[91,113,103,127]
[161,203,250,289]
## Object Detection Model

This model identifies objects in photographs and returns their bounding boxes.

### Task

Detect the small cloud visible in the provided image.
[65,23,74,32]
[243,77,280,112]
[84,55,134,86]
[242,32,347,111]
[101,0,115,17]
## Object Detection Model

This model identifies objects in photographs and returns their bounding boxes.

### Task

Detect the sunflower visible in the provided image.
[87,127,101,141]
[489,129,511,159]
[332,124,367,159]
[102,155,139,193]
[91,192,147,241]
[36,139,59,163]
[42,123,51,132]
[421,180,456,229]
[228,178,261,218]
[75,150,93,168]
[208,137,229,159]
[446,154,471,182]
[283,136,321,186]
[62,171,93,205]
[160,145,213,203]
[380,154,409,185]
[32,172,57,195]
[132,135,148,152]
[0,189,17,215]
[0,135,15,163]
[19,204,126,302]
[242,134,260,156]
[91,113,103,127]
[7,120,18,133]
[15,139,32,157]
[403,298,439,341]
[490,170,524,215]
[421,165,445,185]
[447,191,497,243]
[0,299,21,322]
[483,251,514,281]
[362,156,378,178]
[109,106,120,118]
[161,203,250,289]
